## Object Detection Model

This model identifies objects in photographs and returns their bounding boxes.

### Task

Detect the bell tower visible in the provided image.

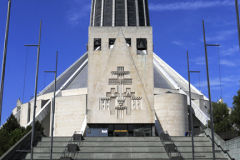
[87,0,154,136]
[90,0,150,27]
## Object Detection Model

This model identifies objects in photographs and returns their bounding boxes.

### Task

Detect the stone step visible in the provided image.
[34,141,164,147]
[20,159,170,160]
[83,137,161,142]
[22,152,170,159]
[33,146,166,153]
[81,141,164,147]
[36,137,72,142]
[176,146,214,152]
[19,159,228,160]
[171,136,209,142]
[179,152,227,159]
[173,141,212,146]
[185,158,228,160]
[33,141,69,147]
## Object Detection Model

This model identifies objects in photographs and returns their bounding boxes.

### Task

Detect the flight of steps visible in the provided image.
[18,136,170,160]
[16,136,229,160]
[171,136,229,160]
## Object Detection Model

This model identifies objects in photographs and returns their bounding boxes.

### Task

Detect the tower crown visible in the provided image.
[90,0,150,27]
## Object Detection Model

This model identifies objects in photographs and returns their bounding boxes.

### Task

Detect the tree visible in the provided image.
[2,113,21,133]
[207,102,233,133]
[0,129,10,156]
[231,89,240,131]
[34,120,44,135]
[9,128,25,146]
[0,114,44,157]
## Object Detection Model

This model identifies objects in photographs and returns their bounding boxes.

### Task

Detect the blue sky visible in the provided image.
[0,0,239,124]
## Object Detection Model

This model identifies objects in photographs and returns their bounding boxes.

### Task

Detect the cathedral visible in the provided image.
[12,0,210,137]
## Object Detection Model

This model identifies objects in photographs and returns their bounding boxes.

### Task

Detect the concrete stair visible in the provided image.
[15,136,230,160]
[17,137,170,160]
[171,136,229,160]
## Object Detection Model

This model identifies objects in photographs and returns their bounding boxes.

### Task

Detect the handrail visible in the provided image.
[159,131,183,159]
[0,129,40,160]
[200,130,235,160]
[60,131,83,159]
[61,136,74,158]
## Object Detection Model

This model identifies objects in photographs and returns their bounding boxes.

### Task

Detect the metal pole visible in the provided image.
[202,20,215,160]
[236,0,240,50]
[0,0,11,125]
[187,51,195,160]
[30,20,42,160]
[50,52,58,160]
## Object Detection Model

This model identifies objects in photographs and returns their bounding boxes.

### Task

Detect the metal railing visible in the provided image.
[159,131,183,159]
[200,130,235,160]
[60,131,84,159]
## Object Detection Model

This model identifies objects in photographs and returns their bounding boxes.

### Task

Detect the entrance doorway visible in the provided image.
[88,124,153,137]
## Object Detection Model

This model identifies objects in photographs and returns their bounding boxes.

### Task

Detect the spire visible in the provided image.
[90,0,150,27]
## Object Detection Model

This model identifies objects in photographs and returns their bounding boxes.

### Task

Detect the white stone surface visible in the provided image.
[54,95,86,136]
[155,93,188,136]
[88,27,154,124]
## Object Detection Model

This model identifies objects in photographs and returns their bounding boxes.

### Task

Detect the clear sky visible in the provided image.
[0,0,239,125]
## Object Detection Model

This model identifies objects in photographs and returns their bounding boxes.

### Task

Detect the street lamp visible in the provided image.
[202,20,220,160]
[236,0,240,50]
[187,51,201,160]
[0,0,12,125]
[44,51,58,160]
[24,20,42,160]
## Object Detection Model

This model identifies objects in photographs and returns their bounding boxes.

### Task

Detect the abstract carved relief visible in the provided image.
[99,67,142,119]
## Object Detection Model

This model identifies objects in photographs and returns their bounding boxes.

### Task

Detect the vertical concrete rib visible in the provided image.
[135,0,139,26]
[92,0,97,26]
[112,0,115,26]
[143,0,147,26]
[125,0,128,26]
[101,0,104,26]
[90,0,94,26]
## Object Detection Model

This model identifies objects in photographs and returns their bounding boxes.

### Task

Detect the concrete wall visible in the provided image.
[54,95,86,136]
[20,102,30,126]
[29,100,43,122]
[200,128,240,160]
[62,88,87,96]
[88,27,155,124]
[155,93,188,136]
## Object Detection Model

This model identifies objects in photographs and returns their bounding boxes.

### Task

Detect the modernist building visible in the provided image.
[12,0,210,137]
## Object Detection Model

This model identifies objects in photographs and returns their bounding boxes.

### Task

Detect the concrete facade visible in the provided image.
[54,95,86,136]
[88,27,154,124]
[154,93,188,136]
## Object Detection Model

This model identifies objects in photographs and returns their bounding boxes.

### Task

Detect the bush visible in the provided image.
[0,114,44,157]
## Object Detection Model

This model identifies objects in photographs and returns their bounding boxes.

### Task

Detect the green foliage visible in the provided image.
[9,129,25,146]
[2,113,21,133]
[0,129,10,157]
[231,89,240,131]
[35,120,44,135]
[0,114,44,157]
[207,102,233,133]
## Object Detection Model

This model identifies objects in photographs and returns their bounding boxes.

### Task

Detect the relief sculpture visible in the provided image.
[99,67,142,119]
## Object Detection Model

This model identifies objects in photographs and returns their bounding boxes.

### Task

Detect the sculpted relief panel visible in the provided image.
[99,67,142,119]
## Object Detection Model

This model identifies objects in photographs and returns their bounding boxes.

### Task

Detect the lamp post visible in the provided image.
[25,20,42,160]
[202,20,220,160]
[187,51,201,160]
[236,0,240,50]
[0,0,11,125]
[44,51,58,160]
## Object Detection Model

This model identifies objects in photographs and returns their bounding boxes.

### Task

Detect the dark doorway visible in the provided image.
[88,124,153,137]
